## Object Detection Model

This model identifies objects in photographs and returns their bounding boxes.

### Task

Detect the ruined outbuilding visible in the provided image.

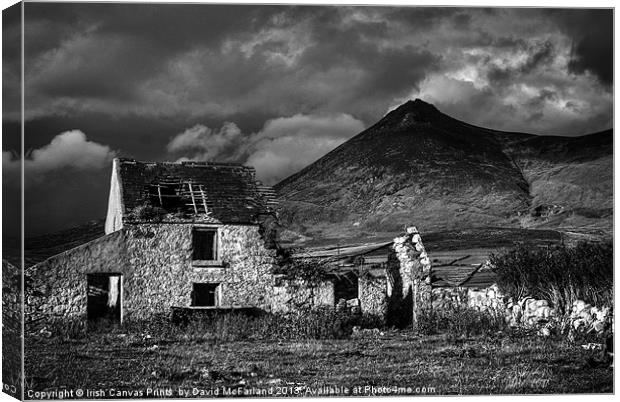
[291,230,503,327]
[290,228,434,328]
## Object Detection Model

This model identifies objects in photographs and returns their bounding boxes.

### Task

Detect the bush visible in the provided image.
[272,253,331,284]
[418,307,506,336]
[127,204,168,222]
[490,241,613,314]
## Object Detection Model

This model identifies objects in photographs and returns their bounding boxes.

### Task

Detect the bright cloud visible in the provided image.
[167,114,366,184]
[166,122,244,161]
[3,130,116,182]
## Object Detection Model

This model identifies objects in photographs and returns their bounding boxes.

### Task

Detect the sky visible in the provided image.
[1,3,614,236]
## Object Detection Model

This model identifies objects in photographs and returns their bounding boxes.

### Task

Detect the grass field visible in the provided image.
[25,329,612,398]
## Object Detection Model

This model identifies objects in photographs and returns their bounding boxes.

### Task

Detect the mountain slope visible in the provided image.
[501,130,613,235]
[275,99,612,241]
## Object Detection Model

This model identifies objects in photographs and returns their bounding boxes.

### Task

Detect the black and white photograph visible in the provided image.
[1,1,615,399]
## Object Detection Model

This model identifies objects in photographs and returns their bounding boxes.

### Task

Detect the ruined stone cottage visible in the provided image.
[26,158,282,323]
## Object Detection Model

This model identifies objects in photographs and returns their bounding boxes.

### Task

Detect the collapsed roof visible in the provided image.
[292,241,497,288]
[114,158,278,224]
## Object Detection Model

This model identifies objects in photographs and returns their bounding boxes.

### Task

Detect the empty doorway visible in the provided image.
[334,272,359,304]
[87,273,122,322]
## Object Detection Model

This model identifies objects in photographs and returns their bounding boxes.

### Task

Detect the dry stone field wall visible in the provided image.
[431,285,505,316]
[432,282,612,337]
[466,284,503,311]
[505,297,612,336]
[431,287,470,310]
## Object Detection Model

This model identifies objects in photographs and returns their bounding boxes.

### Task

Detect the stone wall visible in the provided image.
[391,226,432,328]
[272,278,334,313]
[432,285,612,337]
[25,230,128,324]
[359,275,387,318]
[431,287,469,311]
[466,284,503,310]
[431,285,504,312]
[26,222,279,322]
[123,223,278,317]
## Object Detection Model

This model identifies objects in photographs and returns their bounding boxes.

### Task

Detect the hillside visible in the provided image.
[2,219,106,267]
[275,99,612,242]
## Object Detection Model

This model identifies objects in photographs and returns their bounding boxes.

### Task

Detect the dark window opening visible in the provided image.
[192,283,219,306]
[193,229,217,260]
[334,273,359,303]
[147,182,183,211]
[87,273,122,322]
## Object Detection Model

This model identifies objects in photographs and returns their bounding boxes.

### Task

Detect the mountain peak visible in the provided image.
[275,98,612,241]
[398,98,438,111]
[384,98,441,126]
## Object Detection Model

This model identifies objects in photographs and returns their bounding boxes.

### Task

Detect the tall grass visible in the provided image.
[175,307,359,341]
[418,306,507,336]
[37,307,384,341]
[490,241,613,314]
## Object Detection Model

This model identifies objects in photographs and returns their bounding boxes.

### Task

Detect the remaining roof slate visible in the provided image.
[429,249,496,288]
[291,241,392,260]
[117,159,277,224]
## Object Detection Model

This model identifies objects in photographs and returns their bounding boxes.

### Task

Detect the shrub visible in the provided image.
[127,203,168,222]
[272,252,331,284]
[490,241,613,314]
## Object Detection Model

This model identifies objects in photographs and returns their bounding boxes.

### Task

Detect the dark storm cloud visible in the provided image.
[2,3,21,122]
[383,6,463,29]
[22,3,283,110]
[292,10,439,117]
[452,13,472,30]
[549,9,613,85]
[20,4,443,123]
[23,3,280,57]
[15,5,613,127]
[2,4,613,236]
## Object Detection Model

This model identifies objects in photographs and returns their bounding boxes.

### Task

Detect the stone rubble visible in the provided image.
[570,300,611,334]
[503,297,612,336]
[432,280,612,338]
